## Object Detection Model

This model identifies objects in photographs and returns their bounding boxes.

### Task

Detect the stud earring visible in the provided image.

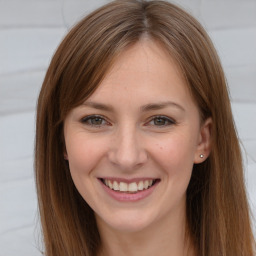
[199,154,204,158]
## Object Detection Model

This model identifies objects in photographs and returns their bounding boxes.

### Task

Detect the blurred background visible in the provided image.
[0,0,255,255]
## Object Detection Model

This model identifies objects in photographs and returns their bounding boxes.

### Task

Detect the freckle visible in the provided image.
[155,143,163,150]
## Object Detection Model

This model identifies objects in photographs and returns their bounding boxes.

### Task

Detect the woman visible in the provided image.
[35,0,255,255]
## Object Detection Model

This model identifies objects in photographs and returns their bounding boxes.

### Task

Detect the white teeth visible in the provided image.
[108,180,113,189]
[144,180,149,189]
[113,181,119,191]
[103,179,156,193]
[120,182,128,192]
[138,181,144,190]
[128,182,138,192]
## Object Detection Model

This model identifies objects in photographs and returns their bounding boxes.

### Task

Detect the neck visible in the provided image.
[96,205,196,256]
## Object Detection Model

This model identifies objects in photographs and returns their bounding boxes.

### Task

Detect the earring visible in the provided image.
[199,154,204,158]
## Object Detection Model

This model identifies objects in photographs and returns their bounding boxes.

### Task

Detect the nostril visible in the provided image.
[108,150,148,170]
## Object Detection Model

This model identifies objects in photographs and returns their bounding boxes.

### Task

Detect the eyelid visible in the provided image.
[80,114,175,128]
[80,114,111,126]
[145,115,176,126]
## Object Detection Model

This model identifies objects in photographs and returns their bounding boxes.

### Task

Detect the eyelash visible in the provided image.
[81,115,110,127]
[146,115,176,127]
[80,115,176,128]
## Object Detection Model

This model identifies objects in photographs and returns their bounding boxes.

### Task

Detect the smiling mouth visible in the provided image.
[100,178,160,193]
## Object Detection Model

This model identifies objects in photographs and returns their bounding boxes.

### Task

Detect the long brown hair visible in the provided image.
[35,1,255,255]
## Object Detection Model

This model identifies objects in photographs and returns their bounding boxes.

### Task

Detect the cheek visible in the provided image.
[150,133,197,174]
[65,134,109,207]
[66,134,107,176]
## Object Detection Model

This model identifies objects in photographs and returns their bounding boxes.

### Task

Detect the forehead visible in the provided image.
[107,39,183,84]
[85,39,195,110]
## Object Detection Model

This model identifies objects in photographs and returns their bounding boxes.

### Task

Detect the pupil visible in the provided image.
[154,118,165,125]
[92,117,102,125]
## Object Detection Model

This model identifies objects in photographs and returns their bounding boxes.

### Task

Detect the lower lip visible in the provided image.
[99,180,159,202]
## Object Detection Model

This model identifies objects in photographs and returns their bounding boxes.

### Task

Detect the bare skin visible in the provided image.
[64,38,211,256]
[97,200,197,256]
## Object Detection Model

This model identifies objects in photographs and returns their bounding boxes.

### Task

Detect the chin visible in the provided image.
[96,210,156,233]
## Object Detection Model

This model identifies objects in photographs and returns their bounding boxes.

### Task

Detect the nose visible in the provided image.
[108,125,148,171]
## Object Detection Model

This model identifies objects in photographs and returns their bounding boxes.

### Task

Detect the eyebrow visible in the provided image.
[140,101,185,112]
[81,102,114,111]
[82,101,185,112]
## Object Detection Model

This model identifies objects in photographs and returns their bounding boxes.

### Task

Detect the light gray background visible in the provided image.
[0,0,256,255]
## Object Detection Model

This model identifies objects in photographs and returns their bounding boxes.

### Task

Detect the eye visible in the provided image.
[81,115,110,127]
[147,116,176,127]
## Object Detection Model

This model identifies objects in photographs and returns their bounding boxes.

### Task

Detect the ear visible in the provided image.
[64,152,69,160]
[194,117,212,164]
[63,136,69,160]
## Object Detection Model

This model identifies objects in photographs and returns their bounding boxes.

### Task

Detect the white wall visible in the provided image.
[0,0,255,255]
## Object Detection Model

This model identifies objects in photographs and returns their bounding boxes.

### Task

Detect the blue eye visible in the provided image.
[81,115,108,127]
[148,116,175,127]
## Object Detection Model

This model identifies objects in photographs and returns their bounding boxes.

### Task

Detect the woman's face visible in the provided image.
[64,39,211,233]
